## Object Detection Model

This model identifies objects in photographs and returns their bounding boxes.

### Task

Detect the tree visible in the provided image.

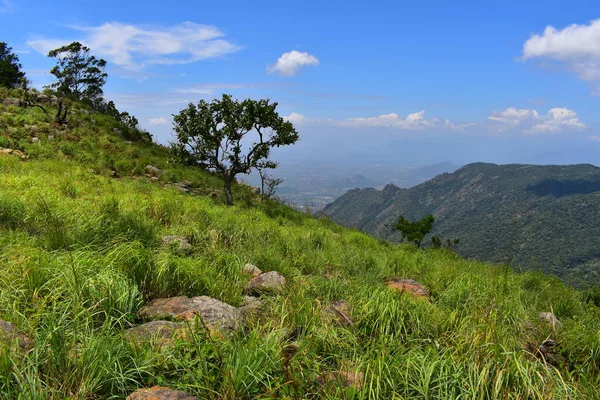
[47,42,107,102]
[431,235,460,250]
[172,94,299,205]
[395,214,435,247]
[0,42,26,88]
[256,160,283,200]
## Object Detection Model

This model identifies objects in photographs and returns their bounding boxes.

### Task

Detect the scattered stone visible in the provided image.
[24,124,38,133]
[138,296,242,335]
[47,134,54,140]
[87,168,95,174]
[0,148,28,160]
[526,339,565,367]
[125,321,187,346]
[161,235,192,253]
[539,312,562,328]
[0,320,33,352]
[124,140,133,144]
[81,109,90,115]
[245,271,286,295]
[145,165,163,177]
[242,263,262,277]
[239,296,263,317]
[387,279,429,299]
[126,386,198,400]
[30,137,40,143]
[323,300,353,327]
[150,176,159,181]
[317,370,364,390]
[251,186,261,194]
[2,97,26,107]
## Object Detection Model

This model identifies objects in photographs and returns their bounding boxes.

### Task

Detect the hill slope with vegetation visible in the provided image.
[0,89,599,399]
[324,162,600,286]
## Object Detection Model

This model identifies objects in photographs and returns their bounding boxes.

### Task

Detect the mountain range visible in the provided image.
[324,162,600,285]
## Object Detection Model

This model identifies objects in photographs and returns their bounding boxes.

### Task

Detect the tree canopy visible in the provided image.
[47,42,107,102]
[172,94,299,205]
[0,42,26,88]
[395,214,435,247]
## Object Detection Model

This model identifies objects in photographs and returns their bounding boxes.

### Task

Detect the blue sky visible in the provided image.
[2,0,600,166]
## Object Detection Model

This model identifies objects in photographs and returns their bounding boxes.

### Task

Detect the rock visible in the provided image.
[125,321,187,346]
[317,370,364,390]
[0,320,33,352]
[81,109,90,115]
[150,176,159,181]
[126,386,198,400]
[539,312,562,328]
[239,296,263,317]
[47,134,54,140]
[24,124,38,133]
[245,271,286,295]
[242,263,262,278]
[323,300,353,327]
[387,279,429,299]
[145,165,163,177]
[0,148,28,160]
[31,137,40,143]
[251,186,261,194]
[526,339,565,367]
[161,235,192,253]
[2,98,26,107]
[138,296,242,335]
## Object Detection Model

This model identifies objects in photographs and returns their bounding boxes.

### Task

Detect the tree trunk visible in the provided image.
[223,177,234,206]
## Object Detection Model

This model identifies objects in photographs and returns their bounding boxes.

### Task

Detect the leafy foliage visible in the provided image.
[396,214,435,247]
[47,42,108,102]
[172,94,299,205]
[0,42,26,88]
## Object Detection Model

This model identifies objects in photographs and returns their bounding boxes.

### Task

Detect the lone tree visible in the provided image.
[172,94,299,205]
[0,42,26,88]
[256,160,283,200]
[395,214,435,247]
[47,42,107,102]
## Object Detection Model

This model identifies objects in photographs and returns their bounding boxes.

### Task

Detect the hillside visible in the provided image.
[0,90,599,399]
[324,163,600,285]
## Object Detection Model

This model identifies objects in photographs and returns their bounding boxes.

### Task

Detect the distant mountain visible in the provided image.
[324,163,600,285]
[332,174,375,189]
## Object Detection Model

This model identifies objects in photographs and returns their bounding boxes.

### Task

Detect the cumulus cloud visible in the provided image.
[589,135,600,142]
[283,112,306,124]
[489,107,585,133]
[149,117,169,125]
[330,111,473,131]
[268,50,319,76]
[27,21,240,70]
[522,19,600,82]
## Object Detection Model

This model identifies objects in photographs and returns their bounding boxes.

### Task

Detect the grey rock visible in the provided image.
[539,312,562,328]
[138,296,242,335]
[2,98,26,107]
[242,263,262,277]
[47,134,54,140]
[127,386,198,400]
[245,271,286,295]
[125,321,186,346]
[239,296,263,317]
[145,165,163,177]
[0,320,33,351]
[251,186,261,194]
[30,137,40,143]
[161,235,192,252]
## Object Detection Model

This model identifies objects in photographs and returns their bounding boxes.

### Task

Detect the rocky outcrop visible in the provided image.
[0,148,28,160]
[2,97,26,107]
[387,279,429,299]
[0,320,33,352]
[125,321,187,346]
[127,386,198,400]
[138,296,242,335]
[242,263,262,278]
[145,165,163,177]
[245,271,286,295]
[161,236,192,253]
[539,312,562,328]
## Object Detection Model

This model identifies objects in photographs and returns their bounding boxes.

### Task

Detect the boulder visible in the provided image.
[323,300,353,327]
[317,370,364,390]
[387,279,429,299]
[138,296,242,335]
[145,165,163,177]
[125,321,187,346]
[242,263,262,277]
[251,186,261,194]
[31,137,40,144]
[127,386,198,400]
[0,320,33,352]
[245,271,286,295]
[539,312,562,328]
[161,236,192,253]
[239,296,263,317]
[2,98,26,107]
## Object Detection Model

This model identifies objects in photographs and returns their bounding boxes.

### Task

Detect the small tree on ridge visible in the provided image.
[172,94,299,205]
[396,214,435,247]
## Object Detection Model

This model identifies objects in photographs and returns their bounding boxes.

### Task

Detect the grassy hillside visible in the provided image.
[324,163,600,286]
[0,91,599,399]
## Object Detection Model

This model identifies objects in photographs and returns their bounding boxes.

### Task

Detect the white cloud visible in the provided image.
[589,135,600,142]
[341,111,438,130]
[489,107,585,134]
[0,0,13,13]
[176,83,246,95]
[283,112,306,124]
[267,50,319,76]
[149,117,169,125]
[522,19,600,82]
[27,21,240,70]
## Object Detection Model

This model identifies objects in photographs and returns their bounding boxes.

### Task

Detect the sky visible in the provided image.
[2,0,600,167]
